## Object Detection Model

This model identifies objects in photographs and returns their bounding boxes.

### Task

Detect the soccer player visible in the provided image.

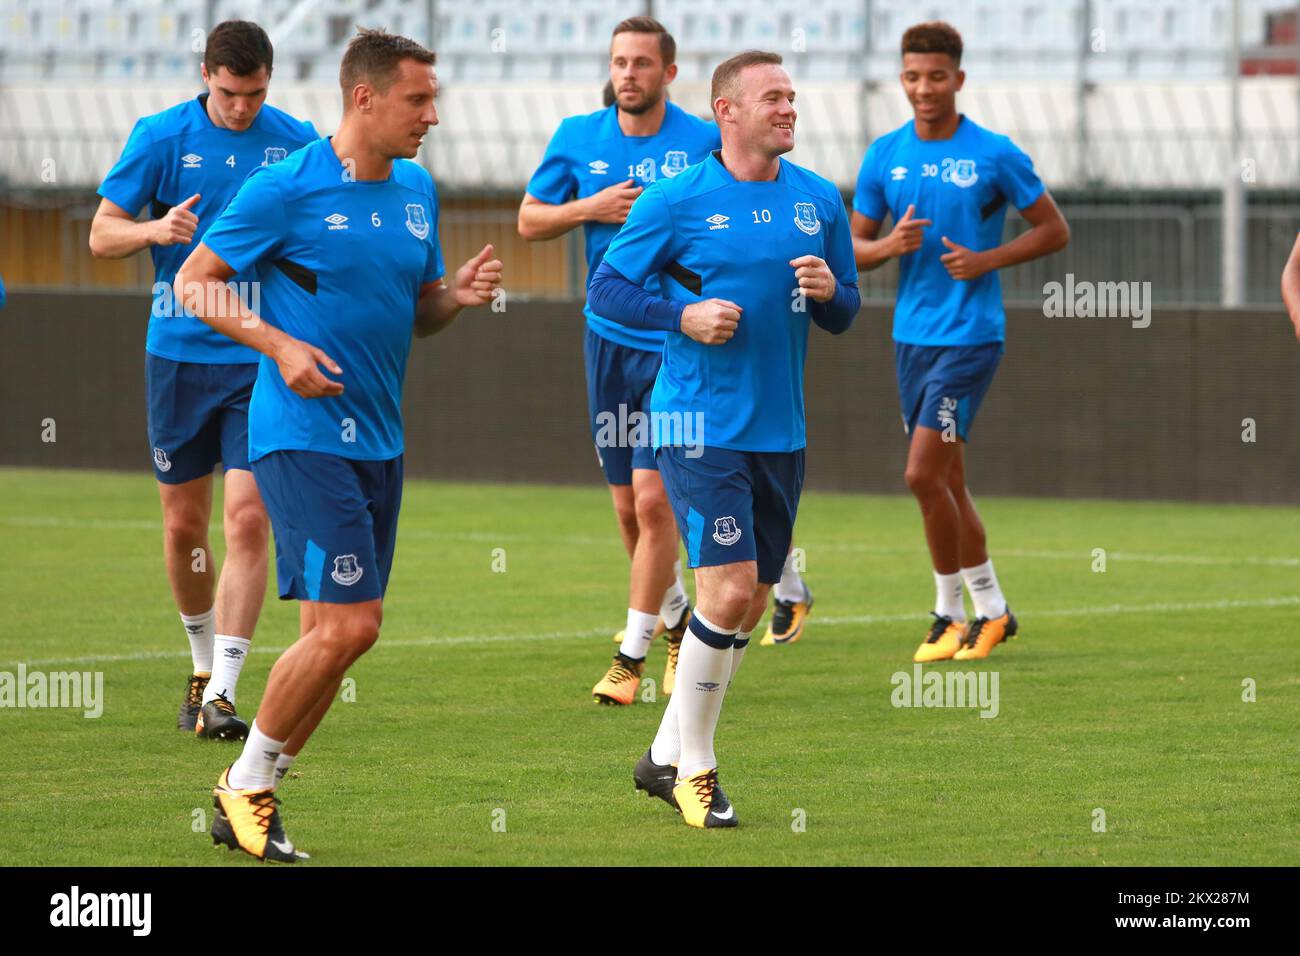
[518,18,721,706]
[589,51,859,827]
[851,22,1068,663]
[89,20,318,739]
[178,28,503,862]
[1282,232,1300,335]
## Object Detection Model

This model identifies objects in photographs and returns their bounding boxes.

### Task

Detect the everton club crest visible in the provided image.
[712,516,742,546]
[945,158,979,188]
[405,203,430,240]
[331,553,363,587]
[660,149,688,178]
[793,201,821,236]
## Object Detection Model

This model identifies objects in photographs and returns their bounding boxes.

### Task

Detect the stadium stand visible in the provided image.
[2,0,1299,303]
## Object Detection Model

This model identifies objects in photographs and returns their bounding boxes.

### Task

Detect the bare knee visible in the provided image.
[162,499,208,549]
[633,487,674,537]
[224,500,268,555]
[905,463,948,500]
[714,578,758,624]
[316,604,383,667]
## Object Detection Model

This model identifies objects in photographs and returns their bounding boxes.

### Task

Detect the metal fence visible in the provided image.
[4,190,1296,306]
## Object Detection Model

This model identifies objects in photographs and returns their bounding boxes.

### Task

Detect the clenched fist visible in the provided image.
[681,298,742,345]
[790,255,837,303]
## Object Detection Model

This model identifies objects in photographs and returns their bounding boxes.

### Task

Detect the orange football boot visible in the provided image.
[913,613,966,662]
[953,609,1019,660]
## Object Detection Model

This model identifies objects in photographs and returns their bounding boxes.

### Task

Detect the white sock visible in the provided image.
[773,553,806,604]
[934,570,965,621]
[675,610,736,781]
[650,626,749,770]
[650,693,679,767]
[203,635,250,706]
[962,559,1007,619]
[273,752,297,789]
[181,607,215,674]
[227,720,284,791]
[659,560,690,627]
[618,609,659,660]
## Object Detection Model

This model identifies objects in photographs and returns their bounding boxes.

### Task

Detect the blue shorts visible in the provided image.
[251,450,403,605]
[584,326,661,485]
[145,353,257,483]
[656,445,804,584]
[895,342,1003,442]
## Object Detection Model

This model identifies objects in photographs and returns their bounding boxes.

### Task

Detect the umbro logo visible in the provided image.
[184,625,202,635]
[181,153,203,168]
[588,159,609,175]
[706,213,729,231]
[325,213,349,230]
[971,577,992,589]
[223,647,244,658]
[891,165,908,181]
[696,681,721,692]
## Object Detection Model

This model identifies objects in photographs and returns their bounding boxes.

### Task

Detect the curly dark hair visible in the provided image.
[901,21,963,66]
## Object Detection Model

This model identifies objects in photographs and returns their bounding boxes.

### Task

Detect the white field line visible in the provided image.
[4,596,1296,670]
[5,514,1298,568]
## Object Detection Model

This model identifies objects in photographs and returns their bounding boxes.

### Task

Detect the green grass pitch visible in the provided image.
[1,466,1297,866]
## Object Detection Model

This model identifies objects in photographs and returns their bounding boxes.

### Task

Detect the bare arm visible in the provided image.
[937,191,1070,281]
[1282,233,1300,338]
[89,194,201,259]
[516,181,642,241]
[414,244,504,338]
[177,242,343,398]
[977,191,1070,272]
